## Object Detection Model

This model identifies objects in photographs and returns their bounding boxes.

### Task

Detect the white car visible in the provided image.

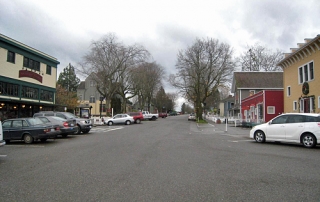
[188,113,196,121]
[250,113,320,148]
[104,114,134,126]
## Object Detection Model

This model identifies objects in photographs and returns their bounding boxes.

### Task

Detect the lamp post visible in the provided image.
[99,96,104,118]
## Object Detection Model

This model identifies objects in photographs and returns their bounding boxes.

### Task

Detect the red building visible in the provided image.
[241,90,284,123]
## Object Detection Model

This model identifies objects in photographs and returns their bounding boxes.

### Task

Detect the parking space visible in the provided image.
[90,126,124,133]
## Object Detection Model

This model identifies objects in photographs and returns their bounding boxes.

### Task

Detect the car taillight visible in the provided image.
[63,122,69,127]
[318,122,320,126]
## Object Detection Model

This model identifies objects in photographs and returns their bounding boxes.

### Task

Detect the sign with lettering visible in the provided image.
[19,70,42,83]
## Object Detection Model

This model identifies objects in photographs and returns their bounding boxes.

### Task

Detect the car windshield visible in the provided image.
[27,118,45,126]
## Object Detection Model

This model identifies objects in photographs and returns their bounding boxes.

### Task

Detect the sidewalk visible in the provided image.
[197,118,251,138]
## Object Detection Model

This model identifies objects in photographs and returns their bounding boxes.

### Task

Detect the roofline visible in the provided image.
[277,34,320,67]
[0,33,60,64]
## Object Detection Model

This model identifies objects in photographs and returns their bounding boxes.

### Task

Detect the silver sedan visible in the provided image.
[104,114,134,126]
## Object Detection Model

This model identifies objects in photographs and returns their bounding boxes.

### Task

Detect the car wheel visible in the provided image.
[24,134,34,144]
[254,131,265,143]
[125,120,131,125]
[302,133,317,148]
[152,116,157,120]
[74,125,81,134]
[136,119,141,124]
[108,121,113,126]
[61,134,68,138]
[82,130,90,134]
[40,138,47,142]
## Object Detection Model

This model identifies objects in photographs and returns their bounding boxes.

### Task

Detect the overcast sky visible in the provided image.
[1,0,319,108]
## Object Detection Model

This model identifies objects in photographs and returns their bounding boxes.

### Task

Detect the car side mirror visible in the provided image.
[268,121,272,125]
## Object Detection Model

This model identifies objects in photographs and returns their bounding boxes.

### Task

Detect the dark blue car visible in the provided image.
[2,117,60,144]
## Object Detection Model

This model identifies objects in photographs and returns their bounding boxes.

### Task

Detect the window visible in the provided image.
[12,120,23,128]
[299,67,303,83]
[293,101,297,111]
[40,90,53,101]
[78,94,83,101]
[0,81,19,97]
[298,61,314,83]
[271,115,288,124]
[305,115,320,122]
[300,99,304,112]
[318,96,320,108]
[310,97,315,113]
[23,57,40,71]
[267,106,275,114]
[90,81,95,87]
[249,90,255,96]
[287,115,305,123]
[309,62,314,80]
[21,86,38,99]
[2,121,12,128]
[287,86,291,96]
[7,51,15,63]
[46,65,51,75]
[89,96,95,103]
[304,65,308,82]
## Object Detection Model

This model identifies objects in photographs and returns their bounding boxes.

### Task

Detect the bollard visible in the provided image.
[225,118,228,132]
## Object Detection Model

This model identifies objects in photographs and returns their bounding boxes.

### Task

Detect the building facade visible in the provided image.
[76,74,107,118]
[219,95,234,117]
[277,35,320,113]
[0,34,59,120]
[241,90,283,123]
[230,71,283,120]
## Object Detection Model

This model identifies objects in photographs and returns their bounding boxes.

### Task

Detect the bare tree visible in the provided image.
[238,43,283,71]
[78,33,149,113]
[170,38,235,120]
[131,62,164,112]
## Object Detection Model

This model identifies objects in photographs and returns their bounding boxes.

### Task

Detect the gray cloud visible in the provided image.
[1,0,319,95]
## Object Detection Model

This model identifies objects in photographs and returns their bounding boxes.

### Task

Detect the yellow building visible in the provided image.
[0,34,59,120]
[278,35,320,113]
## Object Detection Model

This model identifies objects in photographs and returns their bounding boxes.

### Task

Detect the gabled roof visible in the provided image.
[231,71,283,93]
[221,95,234,102]
[77,81,85,89]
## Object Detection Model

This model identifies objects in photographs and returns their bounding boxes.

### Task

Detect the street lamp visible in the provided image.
[99,96,104,118]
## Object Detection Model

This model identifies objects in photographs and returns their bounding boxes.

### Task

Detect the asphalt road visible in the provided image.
[0,115,320,202]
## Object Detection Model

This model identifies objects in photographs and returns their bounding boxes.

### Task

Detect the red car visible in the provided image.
[158,112,167,118]
[128,112,144,124]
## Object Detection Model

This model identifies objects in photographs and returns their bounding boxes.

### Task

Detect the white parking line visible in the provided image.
[0,155,7,157]
[5,145,45,148]
[228,140,253,142]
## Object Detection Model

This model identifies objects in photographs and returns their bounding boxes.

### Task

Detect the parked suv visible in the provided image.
[33,111,92,134]
[250,113,320,148]
[128,112,144,124]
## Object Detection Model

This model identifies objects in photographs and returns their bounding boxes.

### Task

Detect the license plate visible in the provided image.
[89,126,92,128]
[51,129,55,132]
[71,124,74,126]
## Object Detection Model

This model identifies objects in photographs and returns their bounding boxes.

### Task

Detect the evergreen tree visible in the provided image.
[57,63,80,92]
